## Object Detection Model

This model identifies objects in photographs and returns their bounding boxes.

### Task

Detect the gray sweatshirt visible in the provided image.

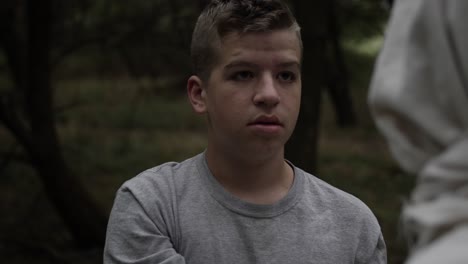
[104,153,386,264]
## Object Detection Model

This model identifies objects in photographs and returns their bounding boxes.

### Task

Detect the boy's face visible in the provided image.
[188,29,302,161]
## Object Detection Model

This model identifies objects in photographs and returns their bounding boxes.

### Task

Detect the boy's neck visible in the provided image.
[205,147,294,205]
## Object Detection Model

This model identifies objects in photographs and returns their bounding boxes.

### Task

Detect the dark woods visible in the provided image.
[0,0,388,259]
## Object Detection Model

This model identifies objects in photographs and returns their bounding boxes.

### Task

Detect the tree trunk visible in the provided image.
[325,0,356,127]
[286,0,328,174]
[0,0,107,248]
[26,0,106,248]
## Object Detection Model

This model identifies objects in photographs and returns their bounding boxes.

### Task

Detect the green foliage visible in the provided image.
[56,78,203,130]
[52,0,199,79]
[53,77,206,206]
[338,0,389,40]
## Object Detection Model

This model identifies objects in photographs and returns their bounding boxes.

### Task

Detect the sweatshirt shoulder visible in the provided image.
[298,169,385,259]
[299,168,380,225]
[119,154,202,202]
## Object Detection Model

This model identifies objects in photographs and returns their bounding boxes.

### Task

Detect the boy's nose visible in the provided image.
[253,74,280,107]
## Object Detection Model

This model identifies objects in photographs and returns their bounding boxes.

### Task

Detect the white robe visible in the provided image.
[368,0,468,263]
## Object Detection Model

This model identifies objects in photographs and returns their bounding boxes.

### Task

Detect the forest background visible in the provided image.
[0,0,414,263]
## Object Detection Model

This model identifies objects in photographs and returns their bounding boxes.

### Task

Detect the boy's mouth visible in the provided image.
[248,115,283,127]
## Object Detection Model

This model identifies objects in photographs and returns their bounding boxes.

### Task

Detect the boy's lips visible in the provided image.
[247,115,283,135]
[248,115,283,126]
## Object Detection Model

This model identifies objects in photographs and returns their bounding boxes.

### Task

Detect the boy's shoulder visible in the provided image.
[297,166,380,225]
[297,167,384,257]
[118,153,204,203]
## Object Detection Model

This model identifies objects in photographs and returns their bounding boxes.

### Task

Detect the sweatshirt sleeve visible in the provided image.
[103,183,185,264]
[368,0,468,175]
[368,0,468,258]
[363,234,387,264]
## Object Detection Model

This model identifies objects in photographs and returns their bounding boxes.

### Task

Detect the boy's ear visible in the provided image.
[187,75,207,114]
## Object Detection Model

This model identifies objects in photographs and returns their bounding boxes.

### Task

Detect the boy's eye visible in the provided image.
[232,71,254,81]
[277,71,296,82]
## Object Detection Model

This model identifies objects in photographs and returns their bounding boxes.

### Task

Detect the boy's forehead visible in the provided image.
[216,30,302,64]
[220,29,300,46]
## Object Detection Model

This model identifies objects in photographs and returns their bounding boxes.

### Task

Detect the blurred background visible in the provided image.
[0,0,414,263]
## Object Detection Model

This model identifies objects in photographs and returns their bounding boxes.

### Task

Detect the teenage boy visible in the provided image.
[104,1,387,263]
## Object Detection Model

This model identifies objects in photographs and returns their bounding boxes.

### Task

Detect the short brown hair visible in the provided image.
[190,0,302,81]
